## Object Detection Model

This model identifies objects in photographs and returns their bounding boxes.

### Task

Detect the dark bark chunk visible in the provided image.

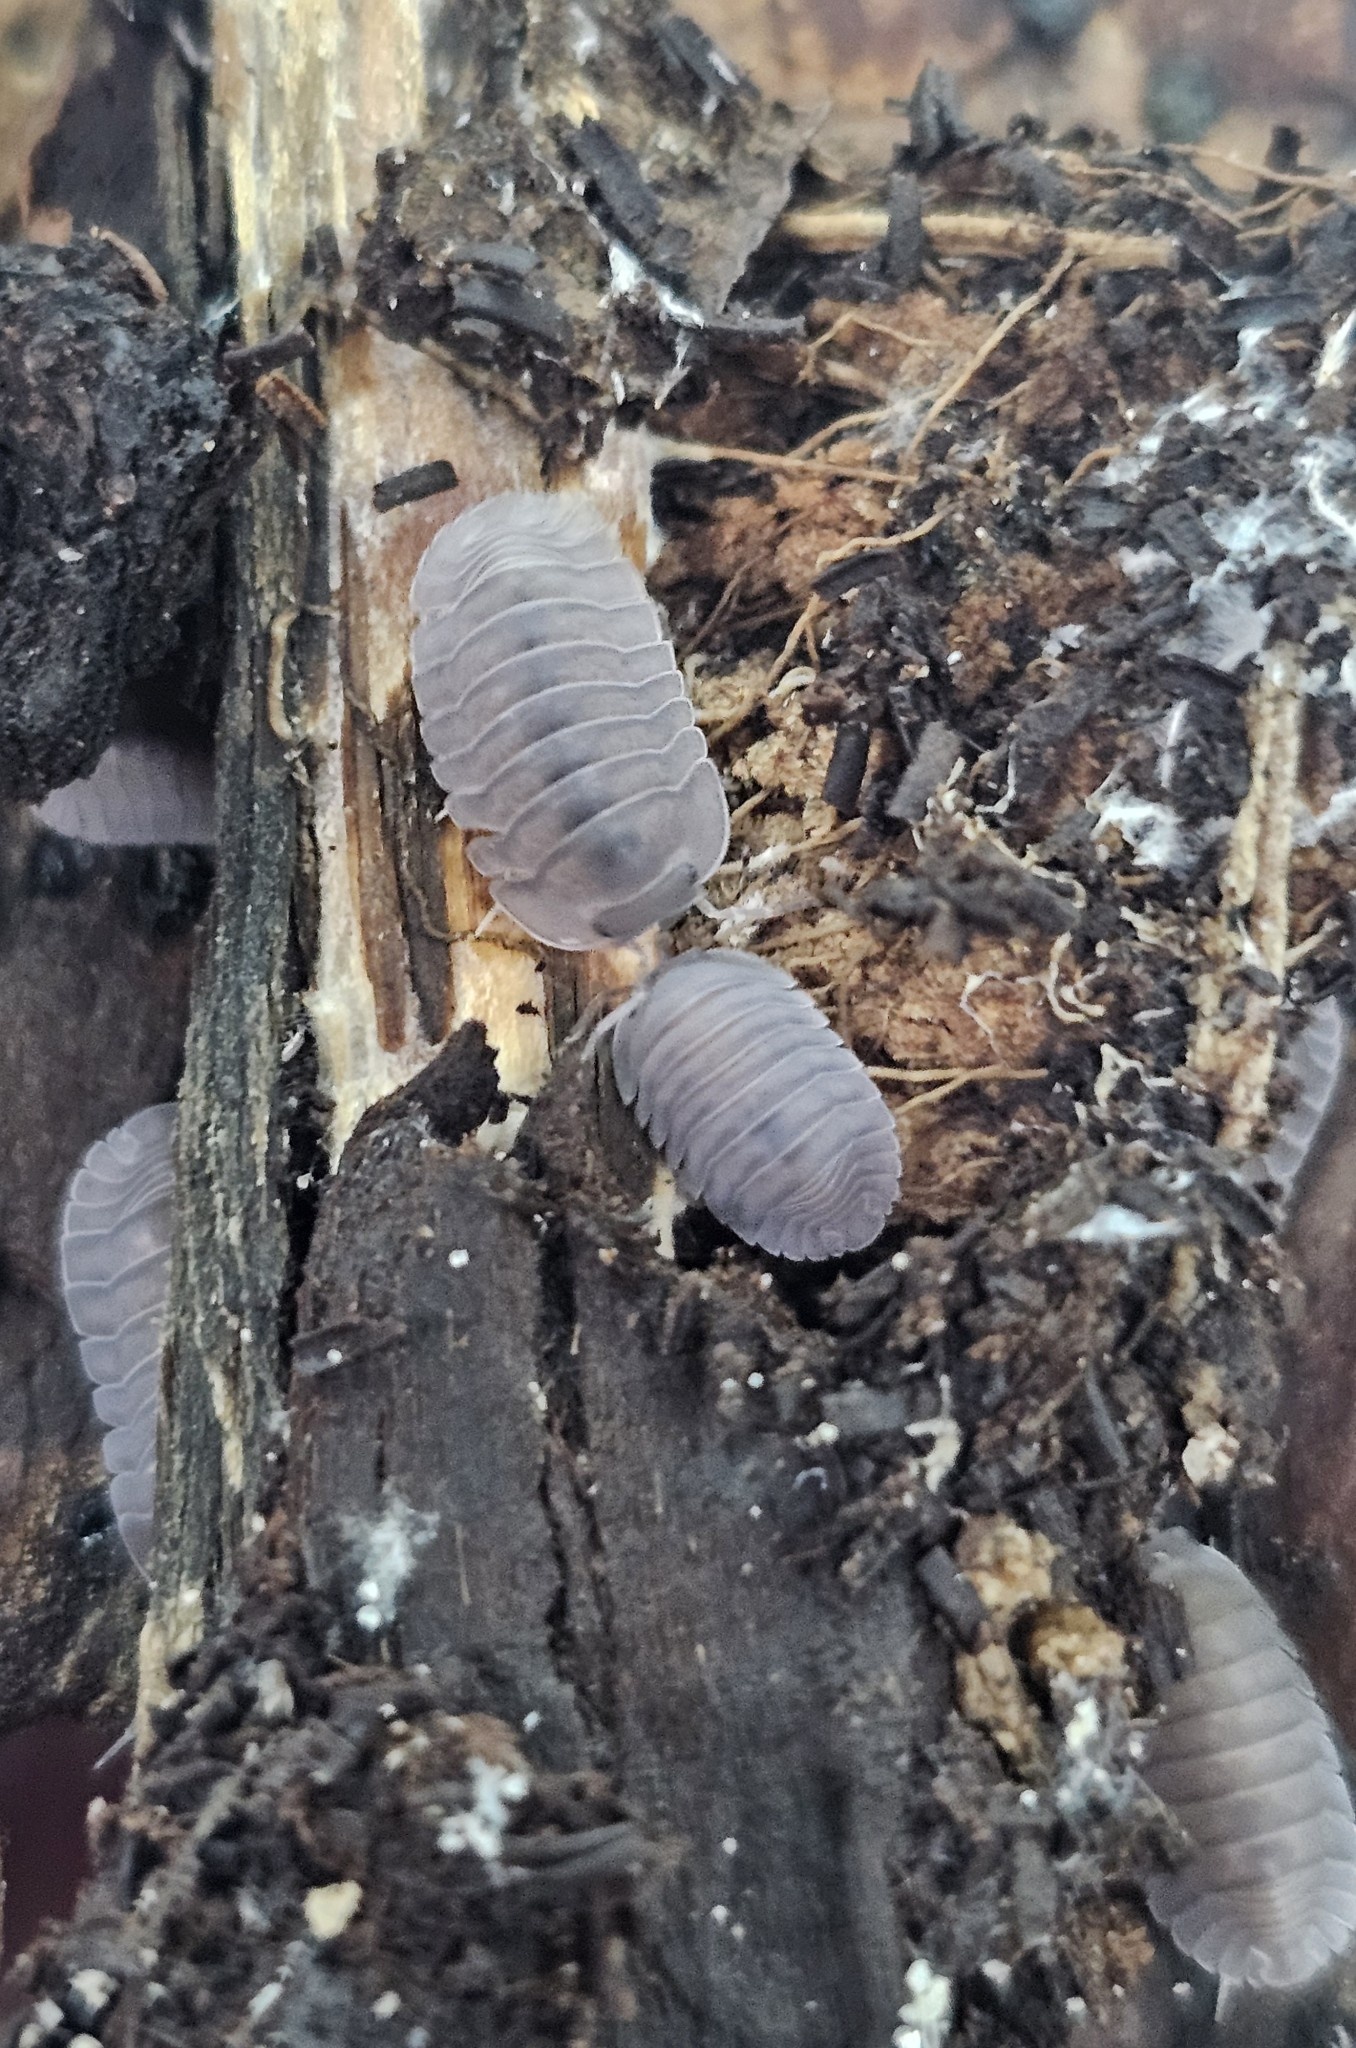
[0,241,253,799]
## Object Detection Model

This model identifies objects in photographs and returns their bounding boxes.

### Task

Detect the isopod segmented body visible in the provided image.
[1246,996,1346,1204]
[1141,1527,1356,1995]
[36,737,215,846]
[59,1103,177,1571]
[602,950,901,1260]
[409,491,729,949]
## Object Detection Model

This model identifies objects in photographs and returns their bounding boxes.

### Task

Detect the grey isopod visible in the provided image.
[1245,996,1346,1203]
[409,491,729,949]
[600,949,902,1260]
[1141,1527,1356,1998]
[36,737,216,846]
[58,1102,177,1571]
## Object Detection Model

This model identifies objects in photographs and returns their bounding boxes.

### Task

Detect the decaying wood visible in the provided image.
[10,5,1356,2048]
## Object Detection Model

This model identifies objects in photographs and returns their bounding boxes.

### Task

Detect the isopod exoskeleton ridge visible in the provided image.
[409,491,729,949]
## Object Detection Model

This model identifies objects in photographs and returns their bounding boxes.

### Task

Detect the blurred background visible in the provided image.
[685,0,1356,171]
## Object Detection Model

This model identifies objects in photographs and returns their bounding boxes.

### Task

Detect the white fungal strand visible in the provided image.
[602,950,901,1260]
[1245,996,1346,1201]
[59,1103,177,1571]
[409,491,729,949]
[36,736,216,845]
[1141,1528,1356,1996]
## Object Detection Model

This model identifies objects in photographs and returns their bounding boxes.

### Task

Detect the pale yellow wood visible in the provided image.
[1189,646,1302,1151]
[214,0,555,1155]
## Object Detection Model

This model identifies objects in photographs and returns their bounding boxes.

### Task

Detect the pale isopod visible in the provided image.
[58,1103,177,1571]
[409,491,729,949]
[1245,996,1346,1203]
[36,736,215,846]
[1141,1527,1356,1998]
[600,950,902,1260]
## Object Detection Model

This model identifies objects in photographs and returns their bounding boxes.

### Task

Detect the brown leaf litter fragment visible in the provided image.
[1026,1603,1128,1685]
[734,695,838,807]
[955,1514,1057,1628]
[799,291,996,407]
[1179,1362,1242,1489]
[848,933,1062,1073]
[955,1642,1042,1767]
[944,551,1124,707]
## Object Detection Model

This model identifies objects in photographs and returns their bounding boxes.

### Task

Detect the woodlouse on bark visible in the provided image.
[1141,1527,1356,1998]
[36,737,216,846]
[409,491,729,949]
[599,950,902,1260]
[58,1103,177,1571]
[1244,996,1346,1205]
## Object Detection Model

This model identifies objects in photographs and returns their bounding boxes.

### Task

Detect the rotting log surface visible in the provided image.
[0,5,226,1741]
[9,11,1356,2048]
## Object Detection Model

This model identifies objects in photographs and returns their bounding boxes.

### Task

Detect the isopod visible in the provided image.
[409,491,729,949]
[1245,996,1346,1204]
[1141,1526,1356,1998]
[36,736,215,846]
[600,950,902,1260]
[58,1103,177,1571]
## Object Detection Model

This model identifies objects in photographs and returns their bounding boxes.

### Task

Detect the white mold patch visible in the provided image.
[892,1958,953,2048]
[1065,1204,1182,1246]
[436,1754,531,1861]
[342,1491,439,1634]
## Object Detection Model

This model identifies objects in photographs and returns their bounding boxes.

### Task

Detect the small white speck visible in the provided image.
[746,1372,764,1389]
[522,1710,542,1733]
[449,1248,470,1268]
[721,1836,738,1855]
[372,1990,402,2020]
[57,545,84,565]
[246,1981,285,2022]
[758,1272,773,1291]
[710,1903,730,1925]
[748,1504,762,1520]
[326,1347,343,1365]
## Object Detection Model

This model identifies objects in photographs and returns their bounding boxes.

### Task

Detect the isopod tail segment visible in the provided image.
[36,736,216,846]
[1140,1527,1356,2004]
[58,1102,178,1573]
[596,949,902,1262]
[1242,994,1348,1211]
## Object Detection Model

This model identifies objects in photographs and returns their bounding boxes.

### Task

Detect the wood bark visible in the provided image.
[8,9,1356,2048]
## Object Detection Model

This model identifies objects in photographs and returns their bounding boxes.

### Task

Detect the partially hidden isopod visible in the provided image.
[1141,1527,1356,1998]
[58,1102,177,1571]
[409,491,729,949]
[36,737,215,846]
[600,950,902,1260]
[1244,996,1346,1205]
